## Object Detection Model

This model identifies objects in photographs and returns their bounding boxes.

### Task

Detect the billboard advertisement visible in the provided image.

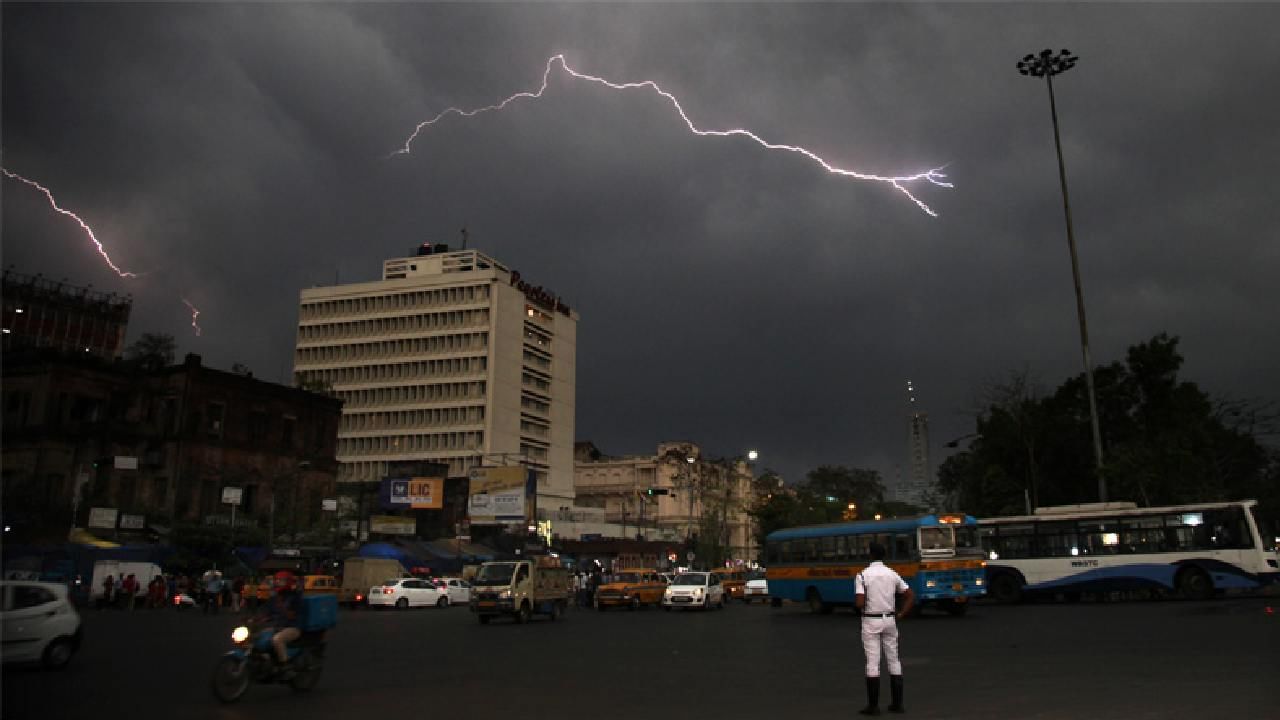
[380,477,445,509]
[468,466,532,525]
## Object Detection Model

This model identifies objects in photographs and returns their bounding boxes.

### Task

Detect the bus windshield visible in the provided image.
[918,526,956,557]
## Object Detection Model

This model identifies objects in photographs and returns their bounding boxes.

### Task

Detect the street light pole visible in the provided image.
[1018,48,1107,502]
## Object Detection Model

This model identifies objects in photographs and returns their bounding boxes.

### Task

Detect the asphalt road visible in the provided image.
[4,596,1278,720]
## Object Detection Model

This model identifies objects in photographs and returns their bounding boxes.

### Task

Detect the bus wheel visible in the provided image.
[1176,567,1213,601]
[989,574,1023,604]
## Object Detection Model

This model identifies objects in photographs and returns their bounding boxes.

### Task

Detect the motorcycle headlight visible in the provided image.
[232,626,250,644]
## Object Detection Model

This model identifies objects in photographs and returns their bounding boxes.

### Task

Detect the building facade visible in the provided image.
[572,441,759,565]
[293,246,578,515]
[2,269,132,359]
[1,351,341,542]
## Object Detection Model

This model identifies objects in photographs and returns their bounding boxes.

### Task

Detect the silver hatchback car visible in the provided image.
[1,581,83,669]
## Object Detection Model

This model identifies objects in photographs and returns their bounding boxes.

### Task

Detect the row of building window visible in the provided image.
[523,324,552,350]
[520,394,550,415]
[523,353,551,374]
[341,406,486,433]
[519,419,549,438]
[297,356,487,388]
[521,371,551,393]
[295,333,489,365]
[299,285,489,321]
[520,443,550,462]
[337,430,485,457]
[333,381,487,409]
[297,309,490,342]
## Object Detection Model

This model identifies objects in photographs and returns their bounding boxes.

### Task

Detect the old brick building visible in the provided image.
[2,349,341,542]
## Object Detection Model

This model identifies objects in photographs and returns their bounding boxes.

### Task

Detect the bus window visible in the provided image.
[892,533,914,560]
[1119,515,1166,553]
[995,523,1034,559]
[955,526,980,552]
[766,541,781,565]
[1164,513,1208,551]
[821,536,838,561]
[1206,507,1253,549]
[1034,521,1079,557]
[835,535,852,562]
[850,535,871,562]
[804,538,821,562]
[1078,520,1120,555]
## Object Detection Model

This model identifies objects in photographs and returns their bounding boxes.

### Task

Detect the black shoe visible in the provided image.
[887,675,904,713]
[859,676,881,715]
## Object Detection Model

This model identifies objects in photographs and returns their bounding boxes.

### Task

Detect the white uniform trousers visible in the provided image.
[861,615,901,677]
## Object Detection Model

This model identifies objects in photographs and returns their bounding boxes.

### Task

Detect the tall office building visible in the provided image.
[901,380,931,507]
[293,246,578,510]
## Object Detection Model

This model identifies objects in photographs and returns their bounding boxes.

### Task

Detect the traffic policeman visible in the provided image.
[854,542,914,715]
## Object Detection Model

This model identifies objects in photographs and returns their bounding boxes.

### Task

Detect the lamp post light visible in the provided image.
[1017,48,1106,502]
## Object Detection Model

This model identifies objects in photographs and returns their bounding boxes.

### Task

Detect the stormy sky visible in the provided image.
[4,3,1278,489]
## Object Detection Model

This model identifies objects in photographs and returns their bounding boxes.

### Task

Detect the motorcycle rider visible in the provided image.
[257,572,303,678]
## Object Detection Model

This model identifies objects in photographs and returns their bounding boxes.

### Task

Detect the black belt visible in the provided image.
[862,612,894,618]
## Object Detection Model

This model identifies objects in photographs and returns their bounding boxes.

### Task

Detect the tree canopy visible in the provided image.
[937,334,1278,520]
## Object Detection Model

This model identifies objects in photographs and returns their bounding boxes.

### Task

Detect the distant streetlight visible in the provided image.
[1017,48,1106,502]
[746,449,759,462]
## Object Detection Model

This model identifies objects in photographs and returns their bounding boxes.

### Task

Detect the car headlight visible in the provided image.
[498,589,512,599]
[231,626,250,644]
[926,580,937,588]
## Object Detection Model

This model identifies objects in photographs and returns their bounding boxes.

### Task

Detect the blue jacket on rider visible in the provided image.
[265,590,302,629]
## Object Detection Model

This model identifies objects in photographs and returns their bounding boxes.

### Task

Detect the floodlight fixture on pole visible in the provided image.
[1017,47,1107,502]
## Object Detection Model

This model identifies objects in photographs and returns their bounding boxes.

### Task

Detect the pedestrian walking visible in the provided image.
[101,574,115,610]
[232,576,246,612]
[854,542,915,715]
[123,574,138,610]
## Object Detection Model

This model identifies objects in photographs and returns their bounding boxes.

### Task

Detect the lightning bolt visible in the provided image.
[3,166,204,335]
[182,298,202,337]
[392,54,953,216]
[3,167,140,277]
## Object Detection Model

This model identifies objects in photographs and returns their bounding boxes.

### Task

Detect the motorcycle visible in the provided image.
[210,621,325,703]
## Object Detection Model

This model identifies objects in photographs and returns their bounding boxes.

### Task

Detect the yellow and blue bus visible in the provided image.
[764,514,987,616]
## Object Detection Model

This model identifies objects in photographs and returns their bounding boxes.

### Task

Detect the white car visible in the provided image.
[367,578,449,608]
[436,577,472,605]
[743,577,769,603]
[662,572,726,610]
[1,581,82,668]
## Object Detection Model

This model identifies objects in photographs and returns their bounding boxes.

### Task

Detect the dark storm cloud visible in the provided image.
[4,3,1278,486]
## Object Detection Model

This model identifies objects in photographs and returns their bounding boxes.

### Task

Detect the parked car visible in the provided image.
[662,572,726,611]
[367,578,449,609]
[436,577,472,605]
[743,577,769,603]
[1,581,82,669]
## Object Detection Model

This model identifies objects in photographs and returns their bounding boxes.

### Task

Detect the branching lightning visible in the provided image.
[3,166,204,335]
[3,168,140,278]
[391,54,952,216]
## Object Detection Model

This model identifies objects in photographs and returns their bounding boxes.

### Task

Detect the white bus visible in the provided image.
[979,499,1279,602]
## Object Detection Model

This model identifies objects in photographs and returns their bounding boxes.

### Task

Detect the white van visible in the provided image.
[89,560,163,603]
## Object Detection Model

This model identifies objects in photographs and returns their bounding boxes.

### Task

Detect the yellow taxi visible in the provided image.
[594,569,667,610]
[712,569,748,601]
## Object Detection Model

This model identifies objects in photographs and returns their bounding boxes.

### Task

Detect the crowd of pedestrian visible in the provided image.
[91,569,249,612]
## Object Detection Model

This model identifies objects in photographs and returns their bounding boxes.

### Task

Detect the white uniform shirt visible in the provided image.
[855,561,909,614]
